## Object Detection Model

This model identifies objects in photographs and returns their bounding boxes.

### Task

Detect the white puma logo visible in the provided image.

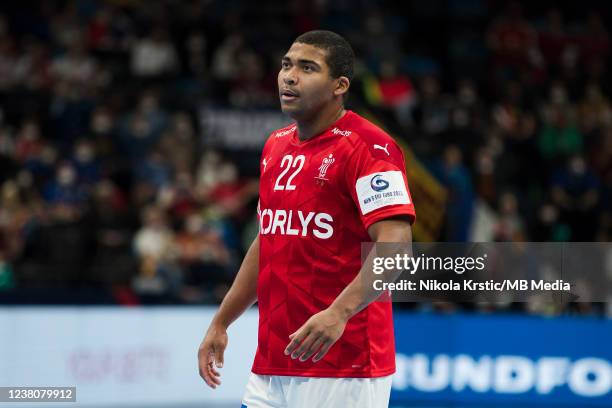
[373,143,389,156]
[262,157,270,171]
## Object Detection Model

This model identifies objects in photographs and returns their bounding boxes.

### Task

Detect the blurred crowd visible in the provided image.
[0,1,610,311]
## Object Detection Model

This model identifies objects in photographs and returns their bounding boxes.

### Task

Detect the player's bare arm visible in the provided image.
[198,236,259,388]
[284,218,412,362]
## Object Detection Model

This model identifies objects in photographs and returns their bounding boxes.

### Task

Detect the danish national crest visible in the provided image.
[315,153,335,185]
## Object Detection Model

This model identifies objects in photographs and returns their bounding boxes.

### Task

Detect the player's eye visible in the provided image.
[303,65,313,72]
[281,61,291,69]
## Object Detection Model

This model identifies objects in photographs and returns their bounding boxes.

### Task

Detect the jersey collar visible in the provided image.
[291,110,353,146]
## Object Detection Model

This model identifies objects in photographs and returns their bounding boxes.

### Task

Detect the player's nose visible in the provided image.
[282,70,298,85]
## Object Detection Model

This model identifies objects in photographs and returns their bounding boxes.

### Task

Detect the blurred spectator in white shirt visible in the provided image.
[131,28,178,77]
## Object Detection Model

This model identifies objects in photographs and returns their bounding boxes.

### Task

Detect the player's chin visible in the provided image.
[280,102,301,116]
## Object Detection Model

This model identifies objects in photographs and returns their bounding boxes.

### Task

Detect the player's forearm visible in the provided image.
[210,236,259,329]
[329,220,412,322]
[328,254,404,322]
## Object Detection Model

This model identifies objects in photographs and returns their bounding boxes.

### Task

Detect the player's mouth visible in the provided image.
[280,89,300,102]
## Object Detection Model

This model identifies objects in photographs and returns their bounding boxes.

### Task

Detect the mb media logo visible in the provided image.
[370,174,389,192]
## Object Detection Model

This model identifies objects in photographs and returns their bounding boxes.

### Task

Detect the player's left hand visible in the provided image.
[284,307,347,363]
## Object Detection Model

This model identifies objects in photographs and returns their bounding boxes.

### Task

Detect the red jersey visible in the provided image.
[253,110,416,378]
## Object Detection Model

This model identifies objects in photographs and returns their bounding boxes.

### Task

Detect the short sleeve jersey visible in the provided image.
[253,110,416,377]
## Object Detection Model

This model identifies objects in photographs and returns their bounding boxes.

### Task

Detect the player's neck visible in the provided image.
[296,106,346,141]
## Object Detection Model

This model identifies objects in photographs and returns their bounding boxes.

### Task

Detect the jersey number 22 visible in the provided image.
[273,154,305,191]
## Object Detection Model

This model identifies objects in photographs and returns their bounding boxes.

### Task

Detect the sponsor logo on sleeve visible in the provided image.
[370,174,390,191]
[356,170,410,215]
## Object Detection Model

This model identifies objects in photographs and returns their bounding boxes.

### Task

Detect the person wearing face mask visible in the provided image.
[71,140,100,186]
[43,162,86,208]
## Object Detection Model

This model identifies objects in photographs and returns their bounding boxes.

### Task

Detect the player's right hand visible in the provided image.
[198,324,228,389]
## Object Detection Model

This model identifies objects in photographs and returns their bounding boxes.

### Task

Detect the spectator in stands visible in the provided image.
[0,251,14,290]
[538,84,582,163]
[373,60,417,128]
[174,213,232,303]
[131,28,178,78]
[579,83,612,134]
[486,1,537,82]
[88,179,137,286]
[132,205,177,297]
[537,9,570,69]
[493,192,526,241]
[133,150,172,190]
[578,12,610,67]
[446,79,485,159]
[12,38,52,90]
[50,39,97,86]
[71,139,101,187]
[118,91,168,158]
[229,51,275,108]
[435,145,474,241]
[210,33,245,102]
[43,162,87,207]
[14,120,43,163]
[551,155,600,240]
[157,113,197,174]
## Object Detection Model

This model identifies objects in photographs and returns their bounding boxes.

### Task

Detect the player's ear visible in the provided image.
[334,76,350,98]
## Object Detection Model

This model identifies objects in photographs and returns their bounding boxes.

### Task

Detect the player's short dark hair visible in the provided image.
[294,30,354,82]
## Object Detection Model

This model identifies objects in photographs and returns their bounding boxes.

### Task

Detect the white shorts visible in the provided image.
[241,372,392,408]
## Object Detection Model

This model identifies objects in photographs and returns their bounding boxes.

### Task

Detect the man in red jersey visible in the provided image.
[198,30,415,407]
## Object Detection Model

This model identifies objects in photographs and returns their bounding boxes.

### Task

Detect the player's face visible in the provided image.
[278,42,339,119]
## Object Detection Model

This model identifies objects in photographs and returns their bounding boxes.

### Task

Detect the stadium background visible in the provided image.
[0,0,610,406]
